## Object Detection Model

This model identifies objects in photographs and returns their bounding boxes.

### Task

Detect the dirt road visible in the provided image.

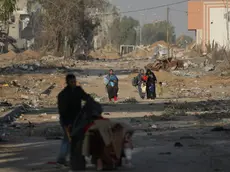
[1,54,230,171]
[1,96,230,172]
[1,122,230,172]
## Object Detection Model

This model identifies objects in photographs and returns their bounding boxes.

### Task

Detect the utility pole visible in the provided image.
[139,26,142,46]
[139,13,143,46]
[134,27,138,46]
[227,0,229,49]
[166,7,170,58]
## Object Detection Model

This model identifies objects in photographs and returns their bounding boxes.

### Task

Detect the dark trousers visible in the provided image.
[106,85,118,99]
[146,84,156,99]
[70,137,86,170]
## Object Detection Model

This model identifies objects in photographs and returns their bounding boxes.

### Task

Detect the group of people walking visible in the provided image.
[135,69,157,100]
[103,68,159,102]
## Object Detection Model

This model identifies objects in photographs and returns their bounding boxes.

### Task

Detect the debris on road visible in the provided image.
[39,113,48,117]
[40,83,56,97]
[180,136,196,140]
[174,142,183,147]
[0,104,29,123]
[0,101,12,107]
[204,64,215,72]
[145,58,184,71]
[121,97,138,104]
[158,152,172,155]
[211,126,230,132]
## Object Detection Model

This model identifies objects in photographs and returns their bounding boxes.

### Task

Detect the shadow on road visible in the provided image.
[26,99,230,115]
[1,122,230,172]
[1,99,230,171]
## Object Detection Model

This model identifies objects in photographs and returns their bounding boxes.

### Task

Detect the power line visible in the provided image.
[96,0,190,16]
[120,0,190,14]
[170,7,206,14]
[170,8,188,14]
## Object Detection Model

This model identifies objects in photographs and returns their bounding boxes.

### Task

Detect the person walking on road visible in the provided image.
[57,74,91,165]
[137,69,147,99]
[146,69,157,100]
[104,69,119,102]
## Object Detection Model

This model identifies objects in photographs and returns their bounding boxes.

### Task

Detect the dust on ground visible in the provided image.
[1,49,230,171]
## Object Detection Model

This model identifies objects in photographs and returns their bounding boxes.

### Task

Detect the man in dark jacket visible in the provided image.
[57,74,91,165]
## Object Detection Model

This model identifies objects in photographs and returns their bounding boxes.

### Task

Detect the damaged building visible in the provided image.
[0,0,38,52]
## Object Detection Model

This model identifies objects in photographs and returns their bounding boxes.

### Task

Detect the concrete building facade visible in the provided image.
[0,0,36,50]
[188,0,230,51]
[8,0,30,49]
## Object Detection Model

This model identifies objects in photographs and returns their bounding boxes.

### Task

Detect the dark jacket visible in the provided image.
[57,86,90,126]
[146,71,157,86]
[137,73,143,84]
[71,98,103,140]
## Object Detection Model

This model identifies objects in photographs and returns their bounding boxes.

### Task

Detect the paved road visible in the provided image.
[1,127,230,172]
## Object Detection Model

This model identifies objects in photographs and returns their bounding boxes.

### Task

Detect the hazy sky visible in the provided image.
[110,0,195,38]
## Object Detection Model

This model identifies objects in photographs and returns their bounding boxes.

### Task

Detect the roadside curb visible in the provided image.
[0,105,28,123]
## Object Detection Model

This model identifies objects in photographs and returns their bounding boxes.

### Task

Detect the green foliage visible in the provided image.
[109,16,139,47]
[0,0,17,24]
[142,21,176,45]
[109,18,177,47]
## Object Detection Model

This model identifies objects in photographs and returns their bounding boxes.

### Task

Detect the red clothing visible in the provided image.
[141,75,148,82]
[84,117,109,133]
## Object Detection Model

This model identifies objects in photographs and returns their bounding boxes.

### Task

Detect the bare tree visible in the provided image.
[30,0,111,56]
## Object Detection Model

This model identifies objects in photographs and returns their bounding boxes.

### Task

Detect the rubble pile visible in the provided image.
[176,87,212,98]
[171,71,202,78]
[0,76,59,107]
[0,56,72,74]
[164,99,230,119]
[145,58,184,71]
[0,116,63,141]
[0,54,139,75]
[0,101,62,141]
[0,104,29,123]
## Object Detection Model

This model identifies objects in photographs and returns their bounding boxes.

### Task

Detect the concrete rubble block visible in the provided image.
[21,94,29,99]
[40,83,56,97]
[0,105,28,123]
[39,113,47,117]
[145,58,184,71]
[204,64,215,72]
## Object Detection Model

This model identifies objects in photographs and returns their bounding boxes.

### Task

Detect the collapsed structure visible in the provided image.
[145,58,184,71]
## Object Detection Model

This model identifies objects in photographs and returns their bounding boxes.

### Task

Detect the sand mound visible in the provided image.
[150,40,168,49]
[0,50,16,59]
[18,50,41,59]
[0,50,41,64]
